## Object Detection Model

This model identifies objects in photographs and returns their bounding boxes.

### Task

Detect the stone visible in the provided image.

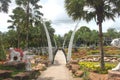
[3,78,13,80]
[108,70,120,80]
[70,60,79,64]
[0,70,12,79]
[40,60,50,67]
[13,72,30,80]
[70,64,80,73]
[13,70,40,80]
[32,63,46,71]
[74,70,84,77]
[4,61,26,70]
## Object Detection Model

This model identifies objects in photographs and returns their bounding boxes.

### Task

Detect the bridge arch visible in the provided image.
[52,48,67,64]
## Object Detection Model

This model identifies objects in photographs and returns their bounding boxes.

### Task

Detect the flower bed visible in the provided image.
[79,62,117,74]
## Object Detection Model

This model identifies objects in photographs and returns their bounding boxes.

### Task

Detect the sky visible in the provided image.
[0,0,120,36]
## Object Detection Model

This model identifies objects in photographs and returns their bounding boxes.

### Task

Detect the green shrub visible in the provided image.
[0,63,25,75]
[87,50,99,55]
[0,49,6,61]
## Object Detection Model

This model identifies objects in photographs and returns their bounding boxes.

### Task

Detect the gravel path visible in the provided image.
[37,50,73,80]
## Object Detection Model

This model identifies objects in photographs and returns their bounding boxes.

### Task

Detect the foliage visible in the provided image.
[0,33,6,61]
[0,0,11,13]
[72,46,120,56]
[0,63,25,75]
[104,46,120,55]
[79,62,117,74]
[63,30,73,47]
[8,0,43,48]
[65,0,120,70]
[82,70,90,80]
[87,49,99,55]
[0,49,6,61]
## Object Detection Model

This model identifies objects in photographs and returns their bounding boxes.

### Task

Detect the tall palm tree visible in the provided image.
[65,0,120,70]
[15,0,43,48]
[0,0,11,13]
[8,7,26,48]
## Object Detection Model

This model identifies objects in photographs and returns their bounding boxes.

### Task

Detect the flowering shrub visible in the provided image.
[79,62,117,74]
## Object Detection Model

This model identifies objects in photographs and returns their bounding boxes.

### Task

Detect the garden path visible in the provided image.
[37,50,73,80]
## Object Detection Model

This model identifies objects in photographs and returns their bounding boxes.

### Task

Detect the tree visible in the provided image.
[6,30,17,47]
[75,26,91,46]
[0,32,6,61]
[0,0,11,13]
[8,0,43,48]
[63,30,73,47]
[15,0,43,48]
[65,0,120,70]
[106,28,118,38]
[104,28,118,45]
[90,30,99,46]
[8,7,26,48]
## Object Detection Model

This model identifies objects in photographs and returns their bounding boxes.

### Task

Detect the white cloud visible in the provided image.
[40,0,120,36]
[40,0,76,35]
[41,0,64,21]
[0,13,9,32]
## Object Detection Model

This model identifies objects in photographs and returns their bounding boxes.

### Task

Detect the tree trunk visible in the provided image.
[98,23,105,70]
[26,0,29,49]
[17,26,20,48]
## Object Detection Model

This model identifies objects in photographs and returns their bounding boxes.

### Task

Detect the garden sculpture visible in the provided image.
[23,50,32,71]
[111,38,120,48]
[9,48,21,62]
[112,63,120,71]
[25,57,32,71]
[111,38,120,71]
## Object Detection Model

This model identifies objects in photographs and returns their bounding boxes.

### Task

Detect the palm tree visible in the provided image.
[15,0,43,48]
[8,7,26,48]
[65,0,120,70]
[0,0,11,13]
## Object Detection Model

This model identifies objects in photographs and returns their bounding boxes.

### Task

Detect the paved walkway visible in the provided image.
[37,50,73,80]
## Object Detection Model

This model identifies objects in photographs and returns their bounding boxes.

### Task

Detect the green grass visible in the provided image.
[0,64,25,75]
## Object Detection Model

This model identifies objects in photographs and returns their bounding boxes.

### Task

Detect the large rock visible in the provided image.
[3,78,13,80]
[74,70,84,77]
[0,70,12,79]
[70,64,80,73]
[13,72,30,80]
[32,63,46,71]
[70,60,79,64]
[108,70,120,80]
[4,61,26,70]
[13,70,40,80]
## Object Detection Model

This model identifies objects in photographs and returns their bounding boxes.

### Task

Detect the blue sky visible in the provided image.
[0,0,120,36]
